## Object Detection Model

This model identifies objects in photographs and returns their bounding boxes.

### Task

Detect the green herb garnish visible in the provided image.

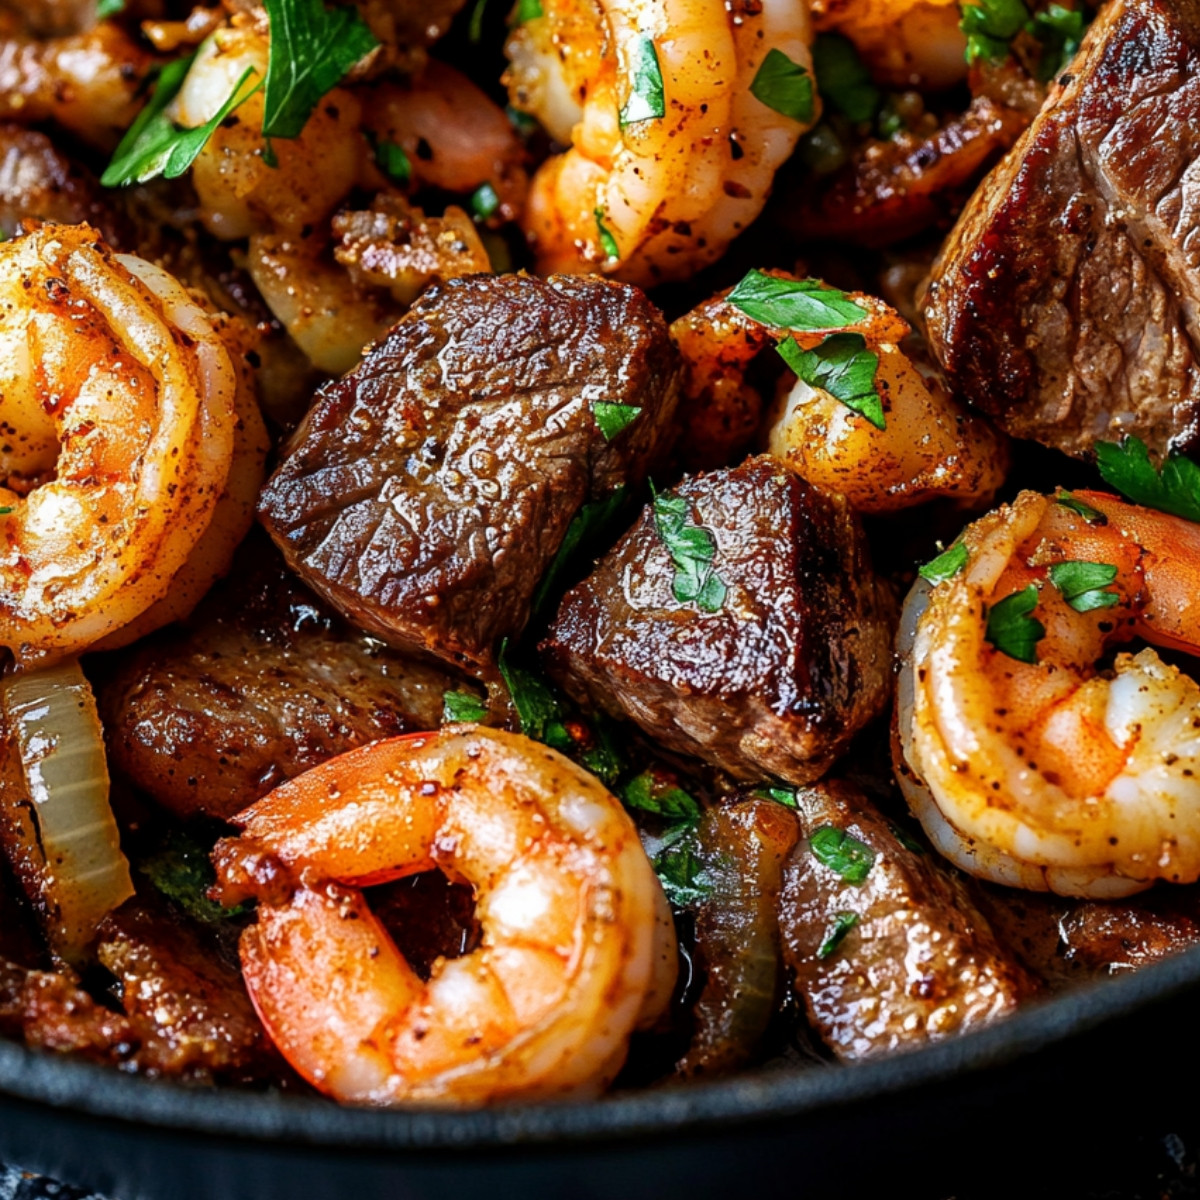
[442,689,489,723]
[532,486,627,618]
[1029,3,1085,79]
[1095,436,1200,524]
[777,332,885,430]
[468,0,488,41]
[0,507,12,516]
[1055,490,1107,525]
[749,47,815,124]
[960,0,1029,64]
[592,402,642,442]
[811,34,880,124]
[985,584,1045,664]
[752,785,800,809]
[622,771,701,820]
[817,911,859,960]
[102,57,262,187]
[471,182,501,219]
[97,0,126,18]
[1047,560,1120,613]
[809,826,876,884]
[261,0,378,142]
[139,829,249,924]
[727,269,869,331]
[653,822,712,907]
[919,541,969,585]
[498,642,573,751]
[651,487,727,614]
[370,134,411,186]
[512,0,543,23]
[619,36,665,126]
[594,208,619,261]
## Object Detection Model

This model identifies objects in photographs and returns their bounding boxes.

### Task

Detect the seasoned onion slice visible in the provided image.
[0,659,133,961]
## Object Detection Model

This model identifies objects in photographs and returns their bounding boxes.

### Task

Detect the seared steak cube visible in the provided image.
[258,273,679,671]
[924,0,1200,459]
[541,456,894,784]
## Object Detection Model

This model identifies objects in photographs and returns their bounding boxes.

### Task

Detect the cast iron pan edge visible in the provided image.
[3,943,1200,1151]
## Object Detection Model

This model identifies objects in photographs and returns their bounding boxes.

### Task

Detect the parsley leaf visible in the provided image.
[1047,560,1119,613]
[369,134,411,185]
[513,0,543,23]
[811,34,880,124]
[1029,3,1085,79]
[652,487,727,614]
[442,689,488,723]
[751,785,800,809]
[498,641,573,751]
[919,541,968,585]
[594,208,619,261]
[1095,436,1200,524]
[653,822,712,907]
[619,36,665,126]
[102,57,262,187]
[985,584,1045,664]
[97,0,126,17]
[817,911,859,960]
[727,269,869,330]
[810,826,876,884]
[468,0,488,41]
[1055,490,1107,525]
[575,717,625,788]
[960,0,1029,64]
[139,829,249,924]
[622,770,701,820]
[777,332,884,430]
[0,507,12,516]
[592,401,642,442]
[531,486,627,618]
[261,0,379,142]
[471,182,501,219]
[750,48,815,124]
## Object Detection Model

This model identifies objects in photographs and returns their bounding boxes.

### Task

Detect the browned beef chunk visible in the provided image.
[924,0,1200,459]
[101,548,464,821]
[258,273,680,673]
[541,457,894,785]
[0,123,128,243]
[779,782,1037,1060]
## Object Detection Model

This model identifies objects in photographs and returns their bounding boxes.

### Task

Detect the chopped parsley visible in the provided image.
[653,822,712,907]
[749,48,815,125]
[97,0,126,17]
[0,507,12,516]
[919,541,969,585]
[470,182,501,220]
[727,269,869,331]
[441,689,489,723]
[531,485,627,618]
[777,332,885,430]
[594,209,619,262]
[1028,3,1085,79]
[622,770,701,820]
[498,641,573,752]
[370,134,412,186]
[139,829,249,924]
[960,0,1031,64]
[1095,436,1200,524]
[102,56,262,187]
[1055,490,1107,525]
[651,487,727,614]
[261,0,379,143]
[810,826,876,884]
[468,0,488,41]
[752,785,800,809]
[619,36,665,127]
[591,401,642,442]
[512,0,543,23]
[1047,560,1120,613]
[811,34,880,124]
[817,910,859,960]
[985,584,1045,664]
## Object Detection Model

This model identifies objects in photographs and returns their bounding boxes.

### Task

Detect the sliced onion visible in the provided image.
[0,659,134,962]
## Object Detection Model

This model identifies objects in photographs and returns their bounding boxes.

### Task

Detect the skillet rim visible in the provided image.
[2,940,1199,1149]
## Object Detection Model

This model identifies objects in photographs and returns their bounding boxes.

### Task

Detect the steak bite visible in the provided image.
[101,548,463,822]
[924,0,1200,458]
[258,273,680,672]
[541,456,894,785]
[779,782,1037,1060]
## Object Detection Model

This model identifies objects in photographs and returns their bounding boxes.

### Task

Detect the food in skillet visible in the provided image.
[3,0,1200,1107]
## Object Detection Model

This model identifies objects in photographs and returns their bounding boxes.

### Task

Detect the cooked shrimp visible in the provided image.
[0,18,154,149]
[211,726,676,1105]
[896,489,1200,898]
[506,0,818,285]
[672,274,1008,511]
[811,0,967,90]
[0,225,237,665]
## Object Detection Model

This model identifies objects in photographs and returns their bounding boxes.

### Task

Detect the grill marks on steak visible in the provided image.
[924,0,1200,458]
[541,457,894,785]
[258,273,680,672]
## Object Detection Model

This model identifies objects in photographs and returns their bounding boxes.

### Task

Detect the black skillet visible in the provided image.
[2,942,1199,1200]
